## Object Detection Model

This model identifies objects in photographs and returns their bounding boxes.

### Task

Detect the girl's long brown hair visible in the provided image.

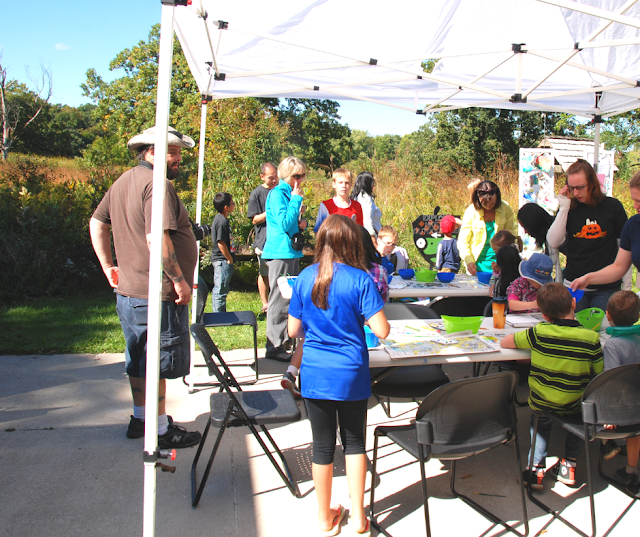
[312,215,368,310]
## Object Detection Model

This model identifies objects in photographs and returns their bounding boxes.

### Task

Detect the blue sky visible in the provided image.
[1,1,427,136]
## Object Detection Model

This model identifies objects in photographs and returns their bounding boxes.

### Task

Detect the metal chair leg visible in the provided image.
[450,438,528,537]
[191,409,231,507]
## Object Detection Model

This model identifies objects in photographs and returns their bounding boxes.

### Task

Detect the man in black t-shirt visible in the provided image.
[547,159,628,312]
[247,162,278,312]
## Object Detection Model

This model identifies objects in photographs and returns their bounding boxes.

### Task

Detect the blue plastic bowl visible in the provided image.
[567,287,584,302]
[364,326,379,348]
[398,268,415,280]
[437,272,455,283]
[477,271,492,285]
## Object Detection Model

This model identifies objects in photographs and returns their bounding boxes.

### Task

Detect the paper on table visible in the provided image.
[506,314,539,327]
[477,331,513,350]
[383,334,498,359]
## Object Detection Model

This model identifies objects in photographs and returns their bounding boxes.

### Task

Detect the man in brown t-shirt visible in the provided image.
[90,126,200,449]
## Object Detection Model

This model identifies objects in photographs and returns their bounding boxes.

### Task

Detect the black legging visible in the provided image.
[305,398,368,465]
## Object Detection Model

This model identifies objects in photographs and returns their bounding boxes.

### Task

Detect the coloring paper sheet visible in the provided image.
[381,320,499,359]
[384,334,499,359]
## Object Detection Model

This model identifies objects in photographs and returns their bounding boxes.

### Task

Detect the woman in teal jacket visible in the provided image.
[262,156,308,361]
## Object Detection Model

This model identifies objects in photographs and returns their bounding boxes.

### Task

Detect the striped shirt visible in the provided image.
[513,319,603,414]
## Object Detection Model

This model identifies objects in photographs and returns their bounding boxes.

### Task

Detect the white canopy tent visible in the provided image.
[143,1,640,534]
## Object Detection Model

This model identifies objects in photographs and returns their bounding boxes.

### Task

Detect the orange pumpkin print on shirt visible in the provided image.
[574,219,607,239]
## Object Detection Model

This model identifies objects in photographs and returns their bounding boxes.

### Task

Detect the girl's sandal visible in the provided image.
[319,505,345,536]
[354,518,371,537]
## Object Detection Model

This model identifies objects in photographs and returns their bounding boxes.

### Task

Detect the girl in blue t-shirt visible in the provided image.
[288,214,389,536]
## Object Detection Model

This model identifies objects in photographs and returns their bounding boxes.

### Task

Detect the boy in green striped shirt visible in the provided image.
[501,282,603,489]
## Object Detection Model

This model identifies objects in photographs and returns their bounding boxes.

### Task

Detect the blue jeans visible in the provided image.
[529,413,582,468]
[212,260,234,312]
[575,287,619,313]
[116,294,190,379]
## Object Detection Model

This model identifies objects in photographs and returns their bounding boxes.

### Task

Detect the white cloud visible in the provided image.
[55,43,71,51]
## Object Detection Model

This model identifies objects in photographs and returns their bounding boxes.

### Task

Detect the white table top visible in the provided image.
[278,274,491,300]
[369,317,610,368]
[388,273,490,298]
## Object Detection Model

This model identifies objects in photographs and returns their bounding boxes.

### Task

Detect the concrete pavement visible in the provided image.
[2,349,639,536]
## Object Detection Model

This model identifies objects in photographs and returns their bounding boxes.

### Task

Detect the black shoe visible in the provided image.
[127,415,173,439]
[626,481,640,498]
[602,440,621,460]
[265,347,292,362]
[158,423,201,449]
[616,467,639,485]
[126,416,144,439]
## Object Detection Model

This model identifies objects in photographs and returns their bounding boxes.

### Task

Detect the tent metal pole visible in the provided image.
[143,4,176,537]
[188,98,209,392]
[594,121,601,173]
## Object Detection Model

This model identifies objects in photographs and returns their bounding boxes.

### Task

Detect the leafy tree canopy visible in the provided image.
[13,102,99,157]
[406,108,579,174]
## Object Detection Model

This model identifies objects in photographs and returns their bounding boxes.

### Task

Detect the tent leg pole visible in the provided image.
[144,4,176,537]
[593,121,600,173]
[189,100,209,392]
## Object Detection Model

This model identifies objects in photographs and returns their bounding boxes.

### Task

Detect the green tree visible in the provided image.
[13,103,99,157]
[81,24,290,250]
[373,134,401,160]
[260,98,350,173]
[412,108,577,174]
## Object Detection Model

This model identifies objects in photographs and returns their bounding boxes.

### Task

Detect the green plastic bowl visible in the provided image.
[441,315,484,334]
[415,269,437,282]
[576,308,605,331]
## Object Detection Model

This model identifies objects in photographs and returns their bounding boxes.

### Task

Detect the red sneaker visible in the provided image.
[523,467,545,491]
[555,458,577,487]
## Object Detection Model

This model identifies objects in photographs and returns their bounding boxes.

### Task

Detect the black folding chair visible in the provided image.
[370,303,449,418]
[371,371,528,537]
[188,276,260,388]
[527,364,640,537]
[189,323,302,507]
[429,296,491,317]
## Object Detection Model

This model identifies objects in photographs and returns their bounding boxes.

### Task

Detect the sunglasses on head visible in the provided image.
[477,189,497,198]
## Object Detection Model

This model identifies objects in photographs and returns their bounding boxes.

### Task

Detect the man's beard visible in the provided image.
[167,164,180,180]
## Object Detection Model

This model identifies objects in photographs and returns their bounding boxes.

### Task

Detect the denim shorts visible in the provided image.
[116,294,190,379]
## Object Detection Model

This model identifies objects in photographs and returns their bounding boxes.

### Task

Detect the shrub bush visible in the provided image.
[0,156,116,302]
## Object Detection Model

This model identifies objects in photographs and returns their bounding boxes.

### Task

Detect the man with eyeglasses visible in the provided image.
[547,159,628,312]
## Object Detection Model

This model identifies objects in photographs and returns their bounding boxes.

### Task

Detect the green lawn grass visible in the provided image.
[0,288,267,355]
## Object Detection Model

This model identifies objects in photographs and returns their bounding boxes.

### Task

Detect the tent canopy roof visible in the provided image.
[175,0,640,119]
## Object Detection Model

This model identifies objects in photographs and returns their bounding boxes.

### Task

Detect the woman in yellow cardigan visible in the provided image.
[459,180,515,275]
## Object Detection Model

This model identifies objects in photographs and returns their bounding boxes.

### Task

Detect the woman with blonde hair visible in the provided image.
[261,156,309,361]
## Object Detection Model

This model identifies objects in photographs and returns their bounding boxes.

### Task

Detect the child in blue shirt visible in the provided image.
[435,215,460,273]
[288,214,389,536]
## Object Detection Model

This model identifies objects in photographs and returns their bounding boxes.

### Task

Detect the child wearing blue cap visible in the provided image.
[507,253,554,313]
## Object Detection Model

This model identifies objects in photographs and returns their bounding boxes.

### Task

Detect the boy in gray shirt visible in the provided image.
[602,290,640,494]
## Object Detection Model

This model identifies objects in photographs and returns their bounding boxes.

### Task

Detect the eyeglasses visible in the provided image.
[477,189,497,198]
[567,184,588,192]
[291,173,306,180]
